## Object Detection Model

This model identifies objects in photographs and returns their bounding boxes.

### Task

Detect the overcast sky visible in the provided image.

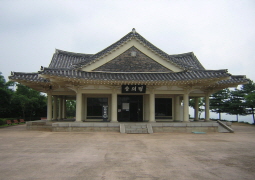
[1,0,255,83]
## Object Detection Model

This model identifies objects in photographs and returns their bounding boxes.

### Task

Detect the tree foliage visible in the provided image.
[210,88,230,120]
[225,89,246,121]
[241,80,255,123]
[66,100,76,117]
[207,80,255,123]
[0,72,47,120]
[0,72,13,117]
[11,84,47,120]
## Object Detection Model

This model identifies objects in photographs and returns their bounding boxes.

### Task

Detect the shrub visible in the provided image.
[0,118,6,125]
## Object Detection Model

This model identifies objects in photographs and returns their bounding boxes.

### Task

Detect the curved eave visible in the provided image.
[8,72,52,90]
[39,69,231,86]
[203,75,249,89]
[9,72,49,82]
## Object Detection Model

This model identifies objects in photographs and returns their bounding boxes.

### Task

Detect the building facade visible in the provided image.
[9,29,248,122]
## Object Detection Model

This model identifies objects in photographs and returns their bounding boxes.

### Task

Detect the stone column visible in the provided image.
[82,95,86,121]
[194,97,199,121]
[111,89,118,122]
[62,96,66,119]
[205,93,210,121]
[149,89,155,122]
[76,91,83,121]
[144,95,150,121]
[174,95,180,121]
[58,96,63,120]
[183,91,189,122]
[53,96,58,120]
[47,93,52,120]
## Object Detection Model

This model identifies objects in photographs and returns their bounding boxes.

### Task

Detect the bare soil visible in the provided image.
[0,124,255,180]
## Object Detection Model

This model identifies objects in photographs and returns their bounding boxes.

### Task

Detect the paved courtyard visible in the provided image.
[0,123,255,180]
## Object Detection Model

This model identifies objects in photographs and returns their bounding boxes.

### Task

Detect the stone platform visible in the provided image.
[26,120,233,133]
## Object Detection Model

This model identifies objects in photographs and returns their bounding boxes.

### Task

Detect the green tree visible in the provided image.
[0,72,14,117]
[0,88,12,117]
[240,80,255,124]
[11,84,47,120]
[241,80,255,94]
[0,72,47,119]
[244,91,255,124]
[225,89,246,121]
[210,88,230,120]
[66,100,76,117]
[0,72,6,88]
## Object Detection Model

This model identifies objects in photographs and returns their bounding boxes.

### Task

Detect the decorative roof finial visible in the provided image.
[132,28,136,34]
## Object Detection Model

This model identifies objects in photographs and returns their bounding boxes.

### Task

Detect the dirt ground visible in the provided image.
[0,123,255,180]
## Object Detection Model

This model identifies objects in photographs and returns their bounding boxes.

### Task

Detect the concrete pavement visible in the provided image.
[0,123,255,180]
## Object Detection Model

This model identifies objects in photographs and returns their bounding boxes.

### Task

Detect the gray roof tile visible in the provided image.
[38,68,231,83]
[93,46,173,72]
[68,30,204,70]
[9,72,50,83]
[48,49,93,69]
[46,30,205,72]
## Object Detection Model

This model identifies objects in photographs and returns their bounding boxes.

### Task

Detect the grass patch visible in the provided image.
[0,122,25,128]
[0,124,10,127]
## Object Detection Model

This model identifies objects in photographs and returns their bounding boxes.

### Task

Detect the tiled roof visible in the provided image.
[38,68,231,83]
[170,52,205,70]
[9,72,50,83]
[9,29,248,89]
[217,75,249,86]
[93,46,173,72]
[69,30,205,71]
[45,29,205,72]
[9,70,249,88]
[48,49,93,69]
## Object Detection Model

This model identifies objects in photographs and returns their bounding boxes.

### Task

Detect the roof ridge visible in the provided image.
[11,72,39,75]
[169,52,194,57]
[231,75,247,78]
[186,69,228,72]
[55,49,93,57]
[40,68,229,74]
[41,67,71,71]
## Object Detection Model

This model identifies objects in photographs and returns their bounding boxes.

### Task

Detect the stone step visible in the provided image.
[126,129,148,134]
[125,125,147,129]
[120,123,153,134]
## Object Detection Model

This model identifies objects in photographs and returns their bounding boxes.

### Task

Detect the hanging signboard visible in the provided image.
[121,85,146,93]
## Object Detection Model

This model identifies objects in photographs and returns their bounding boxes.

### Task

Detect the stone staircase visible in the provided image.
[120,123,153,134]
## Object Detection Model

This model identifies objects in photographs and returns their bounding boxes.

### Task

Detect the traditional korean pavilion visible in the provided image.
[9,28,248,123]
